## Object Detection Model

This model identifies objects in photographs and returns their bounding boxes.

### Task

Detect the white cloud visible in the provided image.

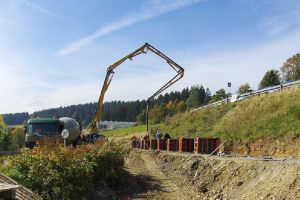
[20,0,66,20]
[57,0,202,56]
[259,5,300,36]
[0,17,36,31]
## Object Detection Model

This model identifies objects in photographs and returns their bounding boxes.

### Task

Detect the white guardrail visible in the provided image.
[190,80,300,112]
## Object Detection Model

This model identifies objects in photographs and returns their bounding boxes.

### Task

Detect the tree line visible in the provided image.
[2,52,300,127]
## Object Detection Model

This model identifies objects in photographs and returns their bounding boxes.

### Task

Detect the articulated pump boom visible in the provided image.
[90,43,184,135]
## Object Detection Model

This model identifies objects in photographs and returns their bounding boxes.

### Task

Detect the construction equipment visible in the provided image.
[90,42,184,135]
[24,117,82,148]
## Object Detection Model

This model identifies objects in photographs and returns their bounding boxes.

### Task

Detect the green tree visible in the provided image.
[204,88,211,104]
[259,69,281,89]
[149,104,167,124]
[0,116,12,151]
[210,89,228,102]
[280,53,300,81]
[238,83,252,94]
[166,101,176,116]
[186,85,206,108]
[136,110,146,125]
[186,86,200,108]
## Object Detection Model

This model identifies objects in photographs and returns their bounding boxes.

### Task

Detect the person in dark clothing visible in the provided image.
[164,132,171,139]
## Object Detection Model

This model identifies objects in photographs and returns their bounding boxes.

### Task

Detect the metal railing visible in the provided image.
[190,80,300,112]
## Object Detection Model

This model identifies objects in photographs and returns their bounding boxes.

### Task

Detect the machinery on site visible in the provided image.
[24,117,81,148]
[90,42,184,135]
[24,42,184,148]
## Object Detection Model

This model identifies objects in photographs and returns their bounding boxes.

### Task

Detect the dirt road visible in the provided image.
[118,150,192,200]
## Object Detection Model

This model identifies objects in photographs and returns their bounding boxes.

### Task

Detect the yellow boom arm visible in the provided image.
[90,43,184,134]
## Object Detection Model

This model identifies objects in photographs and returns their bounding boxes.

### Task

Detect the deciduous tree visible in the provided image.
[280,53,300,81]
[238,83,252,94]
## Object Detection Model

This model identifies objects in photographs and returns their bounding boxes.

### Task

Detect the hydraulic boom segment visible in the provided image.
[90,43,184,135]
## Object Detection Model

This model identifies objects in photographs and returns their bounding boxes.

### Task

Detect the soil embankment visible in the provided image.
[120,149,300,199]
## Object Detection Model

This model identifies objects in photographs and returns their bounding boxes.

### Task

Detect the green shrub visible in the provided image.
[1,141,126,200]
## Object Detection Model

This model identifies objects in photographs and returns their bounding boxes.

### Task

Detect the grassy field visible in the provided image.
[152,87,300,142]
[102,125,147,137]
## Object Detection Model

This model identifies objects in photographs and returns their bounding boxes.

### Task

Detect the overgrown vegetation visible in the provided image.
[153,87,300,143]
[0,116,25,151]
[0,141,127,200]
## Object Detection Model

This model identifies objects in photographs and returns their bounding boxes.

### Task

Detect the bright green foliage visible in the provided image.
[280,53,300,81]
[1,141,126,200]
[0,116,12,151]
[153,88,300,143]
[238,83,252,94]
[259,69,281,89]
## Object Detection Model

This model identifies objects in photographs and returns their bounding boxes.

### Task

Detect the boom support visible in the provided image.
[90,43,184,134]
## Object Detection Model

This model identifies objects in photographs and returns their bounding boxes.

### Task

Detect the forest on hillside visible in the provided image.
[2,52,300,127]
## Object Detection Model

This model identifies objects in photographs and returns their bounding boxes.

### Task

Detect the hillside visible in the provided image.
[153,87,300,143]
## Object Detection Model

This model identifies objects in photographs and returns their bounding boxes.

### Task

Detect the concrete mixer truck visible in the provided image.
[24,117,82,148]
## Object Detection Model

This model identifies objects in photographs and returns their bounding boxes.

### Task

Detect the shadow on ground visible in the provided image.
[115,168,162,199]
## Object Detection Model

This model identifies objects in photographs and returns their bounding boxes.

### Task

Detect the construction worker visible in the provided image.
[143,134,149,140]
[155,130,162,140]
[131,134,137,148]
[164,132,171,139]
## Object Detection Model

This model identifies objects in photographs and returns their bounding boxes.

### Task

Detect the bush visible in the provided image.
[10,127,25,150]
[0,116,12,151]
[1,141,127,200]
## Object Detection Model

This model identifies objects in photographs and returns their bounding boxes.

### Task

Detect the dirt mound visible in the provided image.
[126,150,300,199]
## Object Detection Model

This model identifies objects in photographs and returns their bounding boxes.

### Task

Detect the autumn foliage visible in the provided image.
[1,141,127,200]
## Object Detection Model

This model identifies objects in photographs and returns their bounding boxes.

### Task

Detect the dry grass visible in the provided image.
[153,87,300,142]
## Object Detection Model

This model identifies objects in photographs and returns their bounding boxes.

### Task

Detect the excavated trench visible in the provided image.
[117,149,300,200]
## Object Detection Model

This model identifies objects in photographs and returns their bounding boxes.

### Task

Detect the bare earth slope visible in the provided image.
[121,149,300,200]
[118,150,191,200]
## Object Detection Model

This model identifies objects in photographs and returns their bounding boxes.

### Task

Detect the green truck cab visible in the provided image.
[24,117,81,148]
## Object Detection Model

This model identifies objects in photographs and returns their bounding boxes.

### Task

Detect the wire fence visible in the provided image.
[190,80,300,112]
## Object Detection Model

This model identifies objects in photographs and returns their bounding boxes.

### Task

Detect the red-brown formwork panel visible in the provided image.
[157,139,167,151]
[150,139,157,150]
[194,138,221,154]
[140,140,144,149]
[144,140,150,150]
[179,138,194,153]
[167,139,179,151]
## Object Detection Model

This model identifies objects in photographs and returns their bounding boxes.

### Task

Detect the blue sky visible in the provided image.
[0,0,300,113]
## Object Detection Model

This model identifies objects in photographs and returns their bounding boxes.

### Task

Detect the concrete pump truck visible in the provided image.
[24,43,184,148]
